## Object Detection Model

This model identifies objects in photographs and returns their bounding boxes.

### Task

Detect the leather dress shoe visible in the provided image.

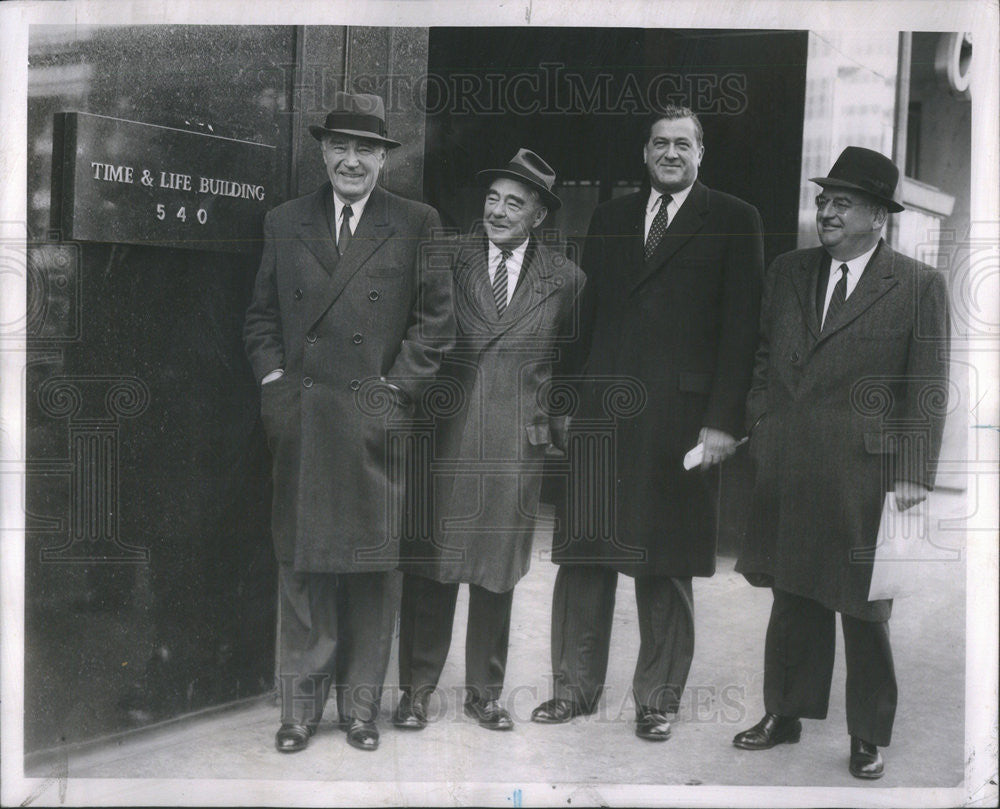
[732,713,802,749]
[392,693,428,730]
[530,698,588,724]
[275,722,315,753]
[635,705,672,741]
[464,698,514,731]
[849,736,884,779]
[345,717,380,751]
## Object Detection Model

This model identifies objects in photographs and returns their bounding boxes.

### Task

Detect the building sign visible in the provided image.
[52,112,274,254]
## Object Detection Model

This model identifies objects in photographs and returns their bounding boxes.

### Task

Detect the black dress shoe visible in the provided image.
[275,722,315,753]
[464,699,514,731]
[849,736,884,779]
[345,718,380,751]
[732,713,802,749]
[635,705,671,741]
[392,693,428,730]
[530,698,588,724]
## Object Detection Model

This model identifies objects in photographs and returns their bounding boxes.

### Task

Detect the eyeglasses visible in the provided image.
[815,194,855,214]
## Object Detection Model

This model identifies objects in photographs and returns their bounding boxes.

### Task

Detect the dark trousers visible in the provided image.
[549,565,695,714]
[277,563,400,726]
[763,588,897,746]
[398,573,514,704]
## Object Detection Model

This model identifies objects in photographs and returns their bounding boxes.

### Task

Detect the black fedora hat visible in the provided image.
[308,91,401,149]
[476,148,561,211]
[810,146,905,212]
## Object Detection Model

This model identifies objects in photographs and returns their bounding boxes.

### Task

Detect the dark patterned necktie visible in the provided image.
[493,249,511,315]
[822,263,849,330]
[644,194,673,260]
[338,204,353,256]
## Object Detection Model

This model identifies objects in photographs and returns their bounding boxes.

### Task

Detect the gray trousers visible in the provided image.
[277,563,400,726]
[550,565,695,714]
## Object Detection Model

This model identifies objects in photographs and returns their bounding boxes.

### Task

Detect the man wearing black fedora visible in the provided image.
[394,149,584,732]
[734,146,950,778]
[244,92,454,753]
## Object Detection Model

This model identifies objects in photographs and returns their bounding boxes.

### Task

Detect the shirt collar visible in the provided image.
[831,240,880,280]
[488,236,530,265]
[332,186,374,224]
[647,182,694,214]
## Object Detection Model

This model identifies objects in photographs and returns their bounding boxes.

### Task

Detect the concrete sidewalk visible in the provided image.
[25,491,967,800]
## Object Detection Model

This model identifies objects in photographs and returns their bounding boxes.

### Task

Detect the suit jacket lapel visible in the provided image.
[295,184,341,277]
[630,181,710,292]
[304,185,396,330]
[817,240,898,343]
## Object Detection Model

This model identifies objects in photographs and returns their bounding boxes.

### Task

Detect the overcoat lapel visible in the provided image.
[295,185,340,278]
[630,181,710,292]
[816,240,898,345]
[453,237,498,326]
[304,185,396,330]
[791,248,824,342]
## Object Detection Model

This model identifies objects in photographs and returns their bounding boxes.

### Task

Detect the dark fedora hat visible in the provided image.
[308,91,401,149]
[810,146,905,212]
[476,148,561,210]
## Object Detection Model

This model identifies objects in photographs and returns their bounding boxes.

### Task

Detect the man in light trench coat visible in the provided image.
[244,92,454,753]
[733,147,950,780]
[394,149,585,732]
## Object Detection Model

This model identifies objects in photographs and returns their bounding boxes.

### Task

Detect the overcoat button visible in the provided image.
[352,333,363,344]
[294,288,303,300]
[790,351,800,363]
[368,289,380,301]
[306,333,317,343]
[349,379,361,391]
[302,377,313,388]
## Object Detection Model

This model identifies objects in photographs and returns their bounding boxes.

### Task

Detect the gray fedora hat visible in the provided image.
[476,148,561,210]
[308,91,401,149]
[810,146,905,212]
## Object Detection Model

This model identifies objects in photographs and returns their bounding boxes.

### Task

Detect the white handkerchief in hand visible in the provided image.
[683,442,704,470]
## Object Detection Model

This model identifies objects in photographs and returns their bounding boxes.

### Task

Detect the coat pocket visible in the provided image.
[678,372,712,394]
[864,431,896,454]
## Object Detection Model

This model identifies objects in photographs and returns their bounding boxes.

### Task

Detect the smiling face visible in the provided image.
[643,117,704,194]
[482,177,548,250]
[814,186,886,260]
[321,134,386,203]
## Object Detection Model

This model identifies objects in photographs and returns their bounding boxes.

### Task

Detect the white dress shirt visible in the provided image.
[819,241,879,327]
[487,238,529,308]
[643,183,694,242]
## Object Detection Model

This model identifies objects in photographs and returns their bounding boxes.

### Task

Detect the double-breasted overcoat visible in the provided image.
[403,235,585,592]
[552,181,764,577]
[244,182,455,573]
[736,242,950,620]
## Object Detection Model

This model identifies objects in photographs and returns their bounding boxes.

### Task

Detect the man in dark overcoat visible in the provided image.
[531,105,764,740]
[733,147,950,779]
[243,92,454,753]
[395,150,584,732]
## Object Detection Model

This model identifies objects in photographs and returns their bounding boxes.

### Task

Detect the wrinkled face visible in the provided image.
[482,177,548,249]
[321,134,386,203]
[643,117,704,193]
[814,187,885,259]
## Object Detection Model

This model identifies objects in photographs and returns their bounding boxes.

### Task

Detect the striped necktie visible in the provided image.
[493,249,512,316]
